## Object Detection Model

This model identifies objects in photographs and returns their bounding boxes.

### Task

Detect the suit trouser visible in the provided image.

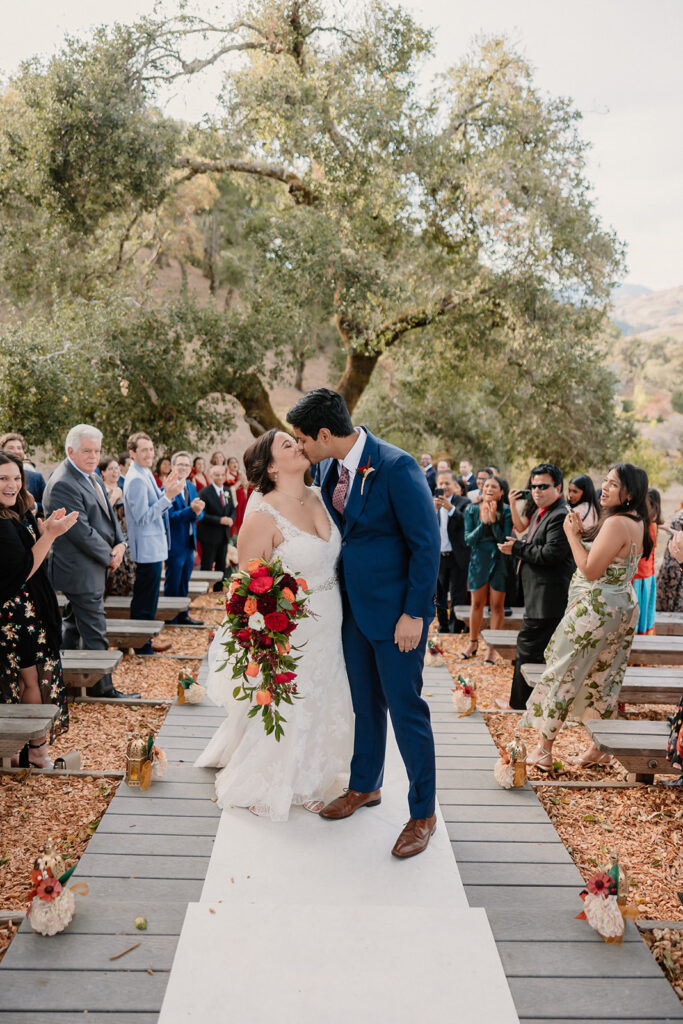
[509,615,562,710]
[61,590,113,697]
[131,562,162,620]
[436,552,468,631]
[341,596,436,819]
[199,540,227,588]
[165,549,195,622]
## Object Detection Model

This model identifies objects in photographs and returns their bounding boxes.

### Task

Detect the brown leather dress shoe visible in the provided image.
[319,789,381,820]
[391,814,437,858]
[151,638,172,653]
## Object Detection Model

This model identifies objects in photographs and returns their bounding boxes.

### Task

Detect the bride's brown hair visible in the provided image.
[243,428,278,494]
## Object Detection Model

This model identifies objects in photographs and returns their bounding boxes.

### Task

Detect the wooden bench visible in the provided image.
[105,619,164,652]
[60,650,124,695]
[0,705,60,767]
[454,606,524,630]
[161,568,223,585]
[460,608,683,635]
[57,595,191,621]
[521,663,682,705]
[482,629,683,666]
[584,719,672,783]
[653,611,683,636]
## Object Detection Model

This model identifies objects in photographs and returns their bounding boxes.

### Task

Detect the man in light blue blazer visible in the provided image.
[124,432,184,654]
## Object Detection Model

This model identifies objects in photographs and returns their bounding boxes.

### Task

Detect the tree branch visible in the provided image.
[173,156,318,205]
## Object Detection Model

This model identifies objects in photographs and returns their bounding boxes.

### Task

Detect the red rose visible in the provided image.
[281,620,297,635]
[274,671,297,685]
[257,593,277,614]
[250,565,270,579]
[263,611,289,632]
[235,628,252,647]
[228,594,246,615]
[249,576,274,594]
[257,634,273,648]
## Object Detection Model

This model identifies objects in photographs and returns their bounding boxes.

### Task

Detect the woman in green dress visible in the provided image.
[463,476,512,663]
[522,463,651,770]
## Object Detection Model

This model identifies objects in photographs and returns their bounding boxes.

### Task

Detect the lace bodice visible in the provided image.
[248,488,341,590]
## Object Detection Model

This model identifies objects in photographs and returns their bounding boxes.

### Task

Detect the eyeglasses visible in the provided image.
[530,483,553,491]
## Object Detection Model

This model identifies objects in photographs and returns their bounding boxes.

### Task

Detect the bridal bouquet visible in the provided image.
[223,558,311,741]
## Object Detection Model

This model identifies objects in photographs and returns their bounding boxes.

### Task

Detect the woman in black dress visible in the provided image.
[0,453,78,766]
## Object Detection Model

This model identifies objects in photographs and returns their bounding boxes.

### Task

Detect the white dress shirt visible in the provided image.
[439,502,456,553]
[336,428,367,507]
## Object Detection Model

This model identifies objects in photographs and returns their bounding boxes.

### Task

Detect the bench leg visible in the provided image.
[633,772,655,784]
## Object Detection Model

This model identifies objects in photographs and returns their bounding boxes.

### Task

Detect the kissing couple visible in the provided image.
[196,388,441,859]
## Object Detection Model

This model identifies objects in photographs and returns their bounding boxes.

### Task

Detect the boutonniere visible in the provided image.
[357,460,375,495]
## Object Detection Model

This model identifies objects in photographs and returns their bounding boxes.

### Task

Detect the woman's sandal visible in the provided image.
[567,752,612,769]
[527,747,554,772]
[460,643,479,660]
[28,739,53,770]
[303,800,325,814]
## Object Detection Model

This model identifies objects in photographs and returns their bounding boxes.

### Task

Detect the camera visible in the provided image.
[434,487,444,498]
[518,489,532,501]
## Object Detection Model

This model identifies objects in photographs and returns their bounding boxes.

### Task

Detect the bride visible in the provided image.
[195,429,354,821]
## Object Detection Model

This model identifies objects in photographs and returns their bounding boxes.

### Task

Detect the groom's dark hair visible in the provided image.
[287,388,354,439]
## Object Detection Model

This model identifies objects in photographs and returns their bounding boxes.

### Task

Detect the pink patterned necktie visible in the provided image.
[332,465,350,516]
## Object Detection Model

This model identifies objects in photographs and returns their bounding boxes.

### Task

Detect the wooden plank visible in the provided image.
[498,939,662,978]
[485,907,641,943]
[465,886,581,911]
[434,744,501,757]
[446,822,558,843]
[0,704,60,720]
[508,976,683,1020]
[458,862,584,886]
[521,663,683,704]
[441,804,553,823]
[86,832,214,857]
[483,629,683,665]
[437,768,533,789]
[437,789,543,807]
[452,841,573,864]
[112,781,216,800]
[0,969,168,1012]
[76,852,210,879]
[585,720,669,734]
[105,797,220,816]
[6,898,193,935]
[3,932,178,971]
[0,1015,160,1023]
[60,876,204,901]
[97,813,219,835]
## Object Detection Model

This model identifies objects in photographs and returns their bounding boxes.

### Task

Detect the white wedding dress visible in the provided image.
[195,489,354,821]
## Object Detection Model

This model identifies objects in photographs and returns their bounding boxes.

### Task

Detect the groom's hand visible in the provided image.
[394,613,422,653]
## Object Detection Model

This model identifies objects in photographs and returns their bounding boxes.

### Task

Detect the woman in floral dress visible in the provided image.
[522,463,651,770]
[0,453,78,766]
[656,502,683,612]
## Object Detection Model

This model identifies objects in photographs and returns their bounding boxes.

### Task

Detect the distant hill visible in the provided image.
[612,284,683,342]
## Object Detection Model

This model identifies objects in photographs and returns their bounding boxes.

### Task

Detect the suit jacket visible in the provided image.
[321,428,440,641]
[424,465,436,494]
[197,485,235,547]
[440,494,471,570]
[25,468,46,516]
[511,497,575,618]
[123,461,171,564]
[464,472,477,493]
[43,459,123,594]
[168,480,204,557]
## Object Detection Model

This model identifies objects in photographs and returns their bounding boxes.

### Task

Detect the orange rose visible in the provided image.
[245,662,259,678]
[281,587,295,603]
[229,578,240,595]
[244,597,258,615]
[276,641,291,654]
[247,559,263,573]
[255,689,272,705]
[295,577,308,590]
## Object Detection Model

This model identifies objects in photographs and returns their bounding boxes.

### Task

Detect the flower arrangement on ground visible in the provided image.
[424,638,444,667]
[177,670,206,704]
[223,557,311,741]
[576,852,638,943]
[494,733,527,789]
[27,848,88,936]
[451,674,476,716]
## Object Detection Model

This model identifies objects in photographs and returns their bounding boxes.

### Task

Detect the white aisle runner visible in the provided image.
[160,730,519,1023]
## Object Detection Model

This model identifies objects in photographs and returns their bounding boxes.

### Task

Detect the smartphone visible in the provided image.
[518,489,531,501]
[434,487,444,498]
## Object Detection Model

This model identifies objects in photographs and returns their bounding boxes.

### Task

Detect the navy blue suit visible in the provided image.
[26,468,46,517]
[164,481,203,604]
[320,429,440,819]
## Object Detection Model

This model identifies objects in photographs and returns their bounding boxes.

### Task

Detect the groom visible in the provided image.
[288,388,441,858]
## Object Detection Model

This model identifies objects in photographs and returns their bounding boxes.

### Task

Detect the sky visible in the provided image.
[1,0,681,291]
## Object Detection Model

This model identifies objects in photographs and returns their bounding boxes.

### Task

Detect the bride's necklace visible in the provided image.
[277,489,306,506]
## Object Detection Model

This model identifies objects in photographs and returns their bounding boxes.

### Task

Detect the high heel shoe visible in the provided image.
[459,643,478,660]
[527,746,554,772]
[567,751,612,769]
[28,739,53,770]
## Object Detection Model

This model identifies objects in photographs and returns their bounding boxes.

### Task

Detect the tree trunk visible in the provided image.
[228,373,287,437]
[294,353,306,392]
[334,349,380,413]
[177,257,188,297]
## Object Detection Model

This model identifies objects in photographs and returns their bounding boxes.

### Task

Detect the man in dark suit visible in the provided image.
[165,450,205,624]
[459,458,477,494]
[434,470,470,634]
[419,452,436,494]
[1,433,47,516]
[497,463,575,710]
[197,464,235,591]
[43,424,139,699]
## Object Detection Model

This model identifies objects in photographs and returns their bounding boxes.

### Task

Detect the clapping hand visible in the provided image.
[163,469,183,500]
[190,497,205,515]
[497,535,516,556]
[563,511,584,538]
[669,531,683,565]
[44,508,79,536]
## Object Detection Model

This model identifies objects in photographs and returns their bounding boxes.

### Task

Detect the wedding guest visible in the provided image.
[434,471,470,634]
[436,459,452,473]
[633,487,662,635]
[45,425,139,699]
[225,455,249,539]
[164,450,205,624]
[463,476,512,662]
[567,474,601,529]
[190,456,209,491]
[99,456,135,596]
[197,464,235,591]
[1,433,46,516]
[0,454,79,766]
[470,467,493,504]
[459,459,477,493]
[209,451,226,467]
[124,432,183,655]
[117,451,132,490]
[497,464,575,710]
[669,529,683,565]
[521,463,650,769]
[153,455,172,489]
[419,453,436,494]
[656,500,683,612]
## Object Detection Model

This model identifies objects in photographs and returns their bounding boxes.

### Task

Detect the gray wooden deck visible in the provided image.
[428,664,683,1023]
[2,658,681,1022]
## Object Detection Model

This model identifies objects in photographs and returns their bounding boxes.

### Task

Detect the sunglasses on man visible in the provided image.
[530,483,554,491]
